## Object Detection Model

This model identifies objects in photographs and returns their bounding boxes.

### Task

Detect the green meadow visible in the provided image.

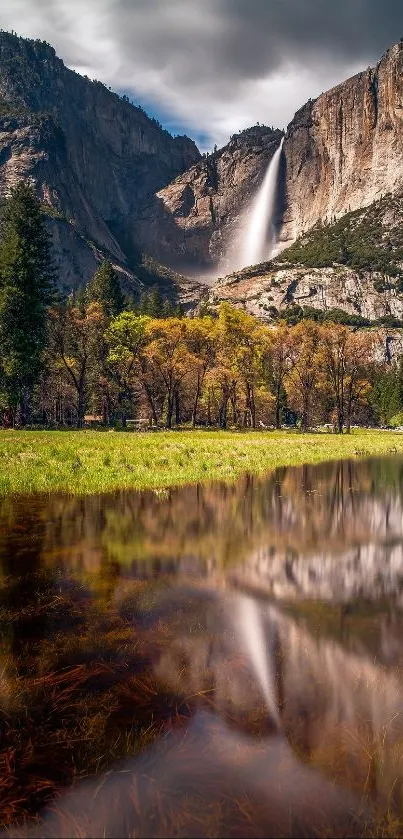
[1,428,403,496]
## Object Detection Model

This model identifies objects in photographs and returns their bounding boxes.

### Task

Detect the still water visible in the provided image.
[1,457,403,837]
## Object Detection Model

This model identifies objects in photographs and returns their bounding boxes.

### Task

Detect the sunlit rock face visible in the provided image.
[207,263,403,327]
[281,43,403,246]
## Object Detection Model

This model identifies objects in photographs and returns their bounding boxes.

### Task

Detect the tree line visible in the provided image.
[0,182,402,432]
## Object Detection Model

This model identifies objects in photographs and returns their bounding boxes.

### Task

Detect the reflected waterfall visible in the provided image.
[237,595,280,725]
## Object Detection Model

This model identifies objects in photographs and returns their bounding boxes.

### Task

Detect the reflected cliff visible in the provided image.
[6,456,403,605]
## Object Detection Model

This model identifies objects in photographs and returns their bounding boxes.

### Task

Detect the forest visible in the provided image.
[1,182,403,434]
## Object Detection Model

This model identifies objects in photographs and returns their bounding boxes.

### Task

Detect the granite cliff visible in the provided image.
[280,41,403,248]
[0,31,201,303]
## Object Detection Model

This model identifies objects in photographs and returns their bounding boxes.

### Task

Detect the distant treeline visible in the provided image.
[0,182,403,432]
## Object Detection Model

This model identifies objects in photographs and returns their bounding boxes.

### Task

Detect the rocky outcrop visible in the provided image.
[206,261,403,359]
[0,31,200,292]
[208,261,402,319]
[136,126,283,272]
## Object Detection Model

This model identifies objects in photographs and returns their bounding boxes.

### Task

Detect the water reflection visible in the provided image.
[1,457,403,836]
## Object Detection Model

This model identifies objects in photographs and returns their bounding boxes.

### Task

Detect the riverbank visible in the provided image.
[0,428,403,496]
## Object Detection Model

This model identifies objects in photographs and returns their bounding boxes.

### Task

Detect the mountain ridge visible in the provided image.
[0,30,201,304]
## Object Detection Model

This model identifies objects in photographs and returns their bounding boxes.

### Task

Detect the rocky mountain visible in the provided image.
[280,41,403,248]
[208,260,403,322]
[0,30,202,304]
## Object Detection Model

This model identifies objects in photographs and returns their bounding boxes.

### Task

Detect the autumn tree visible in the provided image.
[145,318,196,428]
[185,316,216,426]
[48,301,106,427]
[207,304,242,428]
[320,323,375,433]
[286,320,322,430]
[264,322,294,429]
[105,311,152,426]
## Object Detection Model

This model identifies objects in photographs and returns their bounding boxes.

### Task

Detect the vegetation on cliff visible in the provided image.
[278,193,403,286]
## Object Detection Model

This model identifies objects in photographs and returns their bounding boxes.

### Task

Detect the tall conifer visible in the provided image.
[86,260,124,319]
[0,182,54,423]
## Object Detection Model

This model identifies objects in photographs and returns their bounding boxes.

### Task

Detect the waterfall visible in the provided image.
[240,136,284,269]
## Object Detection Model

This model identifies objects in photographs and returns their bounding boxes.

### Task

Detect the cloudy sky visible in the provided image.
[0,0,402,150]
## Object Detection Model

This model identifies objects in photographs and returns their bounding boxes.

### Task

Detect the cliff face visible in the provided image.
[281,42,403,246]
[136,126,283,273]
[0,32,200,293]
[208,262,403,323]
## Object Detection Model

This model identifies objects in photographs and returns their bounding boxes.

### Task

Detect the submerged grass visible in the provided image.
[0,428,403,496]
[0,572,194,829]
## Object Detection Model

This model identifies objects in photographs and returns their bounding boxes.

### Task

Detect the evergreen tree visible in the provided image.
[139,290,151,315]
[0,182,54,424]
[139,286,163,317]
[148,286,163,317]
[162,298,176,317]
[86,260,124,319]
[175,302,185,318]
[371,358,403,425]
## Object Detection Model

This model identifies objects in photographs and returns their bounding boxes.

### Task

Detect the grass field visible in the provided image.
[0,428,403,496]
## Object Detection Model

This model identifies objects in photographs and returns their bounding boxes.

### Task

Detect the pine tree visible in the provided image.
[139,286,163,317]
[0,182,54,424]
[139,291,151,315]
[175,303,185,318]
[162,298,175,317]
[86,260,124,318]
[149,286,163,317]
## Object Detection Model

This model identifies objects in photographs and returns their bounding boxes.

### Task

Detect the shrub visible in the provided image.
[389,412,403,428]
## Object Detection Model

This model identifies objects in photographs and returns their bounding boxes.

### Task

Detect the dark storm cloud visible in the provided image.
[217,0,403,74]
[109,0,403,86]
[1,0,402,147]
